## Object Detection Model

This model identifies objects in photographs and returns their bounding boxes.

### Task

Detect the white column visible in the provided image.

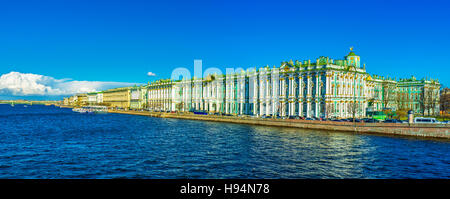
[289,77,295,116]
[253,75,258,115]
[306,75,311,117]
[266,77,270,116]
[259,75,264,116]
[283,77,287,116]
[239,79,244,115]
[272,74,278,116]
[225,82,229,114]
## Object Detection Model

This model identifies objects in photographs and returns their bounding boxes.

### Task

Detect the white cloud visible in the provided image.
[147,72,156,77]
[0,71,137,96]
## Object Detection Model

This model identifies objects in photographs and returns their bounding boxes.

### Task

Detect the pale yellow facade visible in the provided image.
[77,94,88,106]
[102,87,131,109]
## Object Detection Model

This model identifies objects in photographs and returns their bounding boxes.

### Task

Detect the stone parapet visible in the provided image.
[108,110,450,139]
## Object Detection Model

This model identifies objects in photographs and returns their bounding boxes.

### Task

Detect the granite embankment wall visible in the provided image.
[108,110,450,139]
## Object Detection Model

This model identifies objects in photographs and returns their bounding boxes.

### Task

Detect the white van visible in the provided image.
[414,117,440,124]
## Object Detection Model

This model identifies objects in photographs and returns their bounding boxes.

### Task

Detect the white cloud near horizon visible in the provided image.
[0,71,137,96]
[147,72,156,77]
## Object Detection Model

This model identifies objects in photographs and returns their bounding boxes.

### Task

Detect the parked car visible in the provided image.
[362,118,379,123]
[318,117,327,121]
[288,116,296,119]
[348,118,362,122]
[383,119,403,123]
[305,118,316,121]
[383,119,394,123]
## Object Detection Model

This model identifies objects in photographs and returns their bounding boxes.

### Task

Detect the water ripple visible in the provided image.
[0,104,449,179]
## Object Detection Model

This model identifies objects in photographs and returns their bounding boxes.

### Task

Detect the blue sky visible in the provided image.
[0,0,449,99]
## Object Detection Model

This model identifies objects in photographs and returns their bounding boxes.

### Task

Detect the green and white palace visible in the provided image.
[66,49,441,118]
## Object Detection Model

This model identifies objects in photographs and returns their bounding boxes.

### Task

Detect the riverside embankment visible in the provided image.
[107,110,450,139]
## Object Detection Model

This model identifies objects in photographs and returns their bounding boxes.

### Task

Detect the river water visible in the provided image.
[0,104,448,179]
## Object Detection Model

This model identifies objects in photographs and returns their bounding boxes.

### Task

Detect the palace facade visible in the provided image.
[64,49,441,118]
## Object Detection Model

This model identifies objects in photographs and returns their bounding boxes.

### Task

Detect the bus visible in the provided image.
[414,117,440,124]
[366,111,387,120]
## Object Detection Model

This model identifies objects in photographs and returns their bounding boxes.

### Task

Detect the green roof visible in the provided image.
[347,51,357,56]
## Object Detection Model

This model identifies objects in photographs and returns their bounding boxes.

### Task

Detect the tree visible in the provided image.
[382,108,394,119]
[419,89,426,116]
[142,102,148,109]
[394,109,408,120]
[396,92,409,111]
[347,102,361,119]
[423,87,436,116]
[440,87,450,114]
[175,102,184,112]
[431,87,439,115]
[325,103,335,118]
[382,82,396,109]
[212,103,217,113]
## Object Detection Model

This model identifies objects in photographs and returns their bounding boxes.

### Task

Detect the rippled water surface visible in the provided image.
[0,104,449,179]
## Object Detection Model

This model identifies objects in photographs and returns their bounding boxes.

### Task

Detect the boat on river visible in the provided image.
[72,106,108,114]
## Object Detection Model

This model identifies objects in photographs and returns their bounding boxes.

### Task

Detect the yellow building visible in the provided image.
[68,96,76,105]
[63,97,69,105]
[76,94,88,106]
[102,87,131,109]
